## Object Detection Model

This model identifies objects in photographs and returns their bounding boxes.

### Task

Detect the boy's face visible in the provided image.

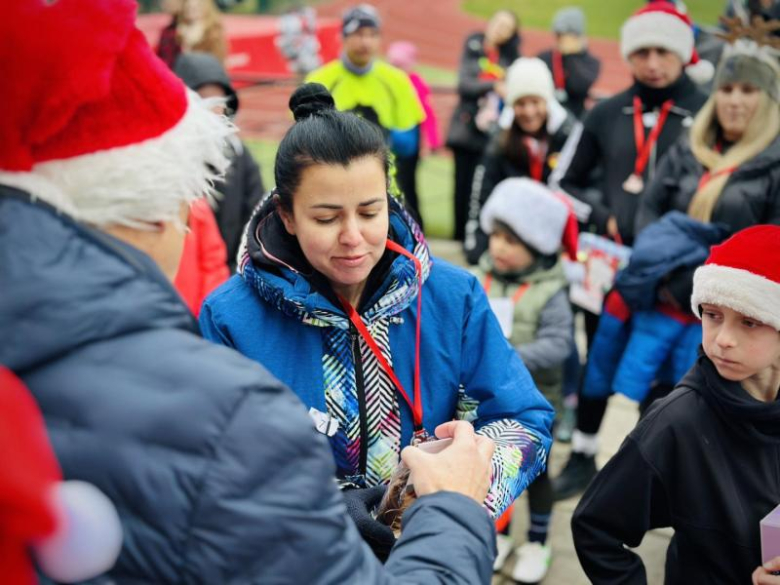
[489,228,534,273]
[701,303,780,382]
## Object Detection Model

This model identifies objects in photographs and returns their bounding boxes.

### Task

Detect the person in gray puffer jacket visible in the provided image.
[0,1,497,583]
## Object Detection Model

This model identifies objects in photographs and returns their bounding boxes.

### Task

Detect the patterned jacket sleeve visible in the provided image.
[455,276,555,517]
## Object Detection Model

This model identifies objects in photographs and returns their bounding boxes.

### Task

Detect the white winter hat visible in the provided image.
[480,178,568,255]
[620,2,694,64]
[505,58,555,106]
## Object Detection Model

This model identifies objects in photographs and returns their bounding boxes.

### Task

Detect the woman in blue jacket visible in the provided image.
[201,83,554,556]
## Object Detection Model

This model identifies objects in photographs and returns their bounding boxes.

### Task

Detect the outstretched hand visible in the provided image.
[401,421,494,504]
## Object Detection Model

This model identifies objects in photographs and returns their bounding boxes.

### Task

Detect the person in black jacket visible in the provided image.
[572,225,780,585]
[446,10,520,241]
[636,41,780,236]
[173,51,265,271]
[551,1,710,500]
[464,57,578,264]
[0,2,502,582]
[537,7,601,119]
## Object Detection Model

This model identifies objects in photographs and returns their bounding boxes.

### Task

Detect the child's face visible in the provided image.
[488,228,534,273]
[701,303,780,382]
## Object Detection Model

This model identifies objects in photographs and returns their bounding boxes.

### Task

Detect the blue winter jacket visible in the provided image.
[0,187,498,584]
[201,199,554,518]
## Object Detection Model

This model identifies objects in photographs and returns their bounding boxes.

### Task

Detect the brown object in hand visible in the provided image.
[376,465,416,537]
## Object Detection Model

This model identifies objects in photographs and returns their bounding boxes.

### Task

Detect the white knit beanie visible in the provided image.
[480,178,568,255]
[505,57,555,106]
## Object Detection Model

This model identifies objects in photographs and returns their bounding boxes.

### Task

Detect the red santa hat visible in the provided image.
[0,0,232,227]
[620,2,714,84]
[691,225,780,331]
[0,367,122,583]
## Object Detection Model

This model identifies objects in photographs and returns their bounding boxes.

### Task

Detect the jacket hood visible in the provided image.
[237,195,431,329]
[680,351,780,445]
[173,52,239,115]
[0,186,196,372]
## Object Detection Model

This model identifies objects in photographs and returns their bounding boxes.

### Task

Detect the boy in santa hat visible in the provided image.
[0,0,499,582]
[551,0,711,500]
[572,225,780,584]
[474,178,575,582]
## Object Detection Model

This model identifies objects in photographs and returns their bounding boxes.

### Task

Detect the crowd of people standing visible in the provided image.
[2,0,780,584]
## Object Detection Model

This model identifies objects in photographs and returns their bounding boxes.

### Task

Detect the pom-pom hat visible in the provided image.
[0,0,232,228]
[505,57,555,106]
[691,225,780,331]
[620,1,714,84]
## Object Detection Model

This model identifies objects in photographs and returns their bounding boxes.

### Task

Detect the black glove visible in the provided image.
[342,485,397,562]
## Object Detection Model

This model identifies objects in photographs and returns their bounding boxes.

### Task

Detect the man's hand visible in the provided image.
[401,421,494,504]
[753,557,780,585]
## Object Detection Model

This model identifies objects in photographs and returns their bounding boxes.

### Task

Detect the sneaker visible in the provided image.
[511,541,551,583]
[494,533,513,572]
[551,452,597,501]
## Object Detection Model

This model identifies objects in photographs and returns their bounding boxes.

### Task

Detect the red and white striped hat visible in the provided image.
[691,225,780,331]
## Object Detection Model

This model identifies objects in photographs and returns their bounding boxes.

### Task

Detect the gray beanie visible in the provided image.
[715,50,780,102]
[552,7,585,36]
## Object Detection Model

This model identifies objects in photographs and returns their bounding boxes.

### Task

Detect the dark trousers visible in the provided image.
[452,148,481,241]
[395,141,423,230]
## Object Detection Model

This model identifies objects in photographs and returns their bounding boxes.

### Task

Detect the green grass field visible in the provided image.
[462,0,723,40]
[245,138,457,238]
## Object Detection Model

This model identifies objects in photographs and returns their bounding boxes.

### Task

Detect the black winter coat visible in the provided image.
[446,32,520,153]
[537,49,601,119]
[572,354,780,585]
[464,108,578,264]
[636,134,780,236]
[1,187,497,584]
[214,138,264,271]
[558,75,707,245]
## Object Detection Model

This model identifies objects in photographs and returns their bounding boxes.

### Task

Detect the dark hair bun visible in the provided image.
[289,83,336,122]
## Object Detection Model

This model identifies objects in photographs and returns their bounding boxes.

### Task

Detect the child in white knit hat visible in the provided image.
[474,177,575,582]
[572,225,780,583]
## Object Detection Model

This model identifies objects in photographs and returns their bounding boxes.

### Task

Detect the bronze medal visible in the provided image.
[622,173,644,194]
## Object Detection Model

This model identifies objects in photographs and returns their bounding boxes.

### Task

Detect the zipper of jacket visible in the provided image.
[350,324,369,478]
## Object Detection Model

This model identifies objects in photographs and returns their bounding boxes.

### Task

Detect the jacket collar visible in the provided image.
[239,196,431,329]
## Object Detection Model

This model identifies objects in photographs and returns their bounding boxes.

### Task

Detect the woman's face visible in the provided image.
[485,11,516,47]
[280,156,389,304]
[715,82,762,142]
[513,96,548,134]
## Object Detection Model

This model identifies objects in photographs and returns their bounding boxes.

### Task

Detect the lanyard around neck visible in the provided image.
[632,96,674,177]
[522,137,546,182]
[552,50,565,90]
[484,273,531,304]
[697,140,737,191]
[337,239,426,439]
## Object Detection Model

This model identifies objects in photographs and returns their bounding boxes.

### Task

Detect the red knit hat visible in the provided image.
[691,225,780,331]
[0,0,187,172]
[620,2,714,84]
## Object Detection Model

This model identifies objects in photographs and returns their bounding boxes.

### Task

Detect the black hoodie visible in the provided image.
[572,352,780,584]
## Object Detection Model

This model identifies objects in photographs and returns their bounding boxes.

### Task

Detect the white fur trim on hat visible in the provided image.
[505,58,554,106]
[479,177,568,255]
[0,91,233,229]
[620,11,693,64]
[691,264,780,331]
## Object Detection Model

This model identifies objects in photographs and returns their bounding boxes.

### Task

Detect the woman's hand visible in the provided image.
[753,557,780,585]
[401,421,495,504]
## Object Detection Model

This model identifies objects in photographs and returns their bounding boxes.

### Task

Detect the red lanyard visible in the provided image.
[337,239,426,440]
[632,96,674,177]
[523,137,546,182]
[483,273,531,304]
[697,141,737,191]
[552,50,565,90]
